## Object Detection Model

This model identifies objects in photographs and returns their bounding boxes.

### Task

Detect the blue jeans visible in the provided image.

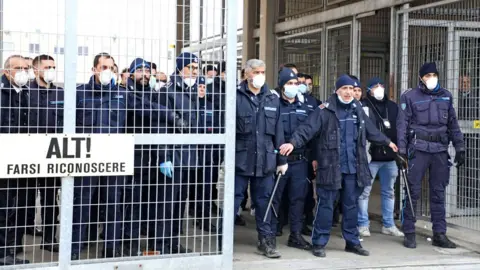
[357,161,398,228]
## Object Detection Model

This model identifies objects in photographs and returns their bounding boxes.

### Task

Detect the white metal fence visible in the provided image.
[0,0,237,269]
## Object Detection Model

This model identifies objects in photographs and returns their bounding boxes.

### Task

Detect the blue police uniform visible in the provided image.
[0,75,31,265]
[271,95,312,248]
[397,62,464,249]
[153,52,201,254]
[188,77,223,232]
[234,79,287,256]
[72,75,128,258]
[28,79,64,250]
[289,76,391,257]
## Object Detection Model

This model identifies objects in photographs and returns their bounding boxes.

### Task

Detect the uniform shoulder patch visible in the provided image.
[401,103,407,110]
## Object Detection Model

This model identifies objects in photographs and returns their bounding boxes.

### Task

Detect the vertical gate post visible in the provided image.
[58,0,78,269]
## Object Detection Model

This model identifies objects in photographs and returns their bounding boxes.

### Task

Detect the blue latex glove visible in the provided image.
[159,161,173,178]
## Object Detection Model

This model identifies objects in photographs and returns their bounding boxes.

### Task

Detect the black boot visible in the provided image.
[301,224,312,236]
[312,245,326,257]
[257,237,281,258]
[403,233,417,249]
[432,233,456,249]
[287,232,312,250]
[235,215,246,226]
[345,244,370,256]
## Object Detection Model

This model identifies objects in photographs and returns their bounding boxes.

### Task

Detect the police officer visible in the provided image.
[188,76,221,232]
[270,68,311,250]
[397,62,465,249]
[72,52,128,259]
[279,74,398,258]
[156,52,202,254]
[29,54,63,252]
[235,59,288,258]
[357,77,404,238]
[0,55,31,265]
[297,73,319,112]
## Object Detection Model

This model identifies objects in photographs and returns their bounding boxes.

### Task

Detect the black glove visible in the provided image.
[395,153,408,169]
[454,151,466,167]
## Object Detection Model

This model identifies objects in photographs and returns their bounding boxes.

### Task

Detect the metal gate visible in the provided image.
[0,0,237,269]
[396,0,480,232]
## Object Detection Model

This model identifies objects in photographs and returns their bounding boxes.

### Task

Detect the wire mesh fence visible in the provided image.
[0,0,236,268]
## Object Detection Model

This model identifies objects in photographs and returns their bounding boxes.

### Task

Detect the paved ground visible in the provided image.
[233,214,480,270]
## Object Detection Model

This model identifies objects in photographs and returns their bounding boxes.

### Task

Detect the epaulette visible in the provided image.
[319,102,329,109]
[402,88,413,95]
[270,89,280,97]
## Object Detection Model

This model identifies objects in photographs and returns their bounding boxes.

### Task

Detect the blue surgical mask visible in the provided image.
[284,85,298,99]
[298,84,307,94]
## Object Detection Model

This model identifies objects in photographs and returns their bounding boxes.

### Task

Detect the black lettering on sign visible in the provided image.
[46,137,92,159]
[6,164,40,175]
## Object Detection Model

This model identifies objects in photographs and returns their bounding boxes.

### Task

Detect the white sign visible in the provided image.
[0,134,135,178]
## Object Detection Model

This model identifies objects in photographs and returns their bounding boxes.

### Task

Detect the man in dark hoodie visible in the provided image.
[357,77,404,238]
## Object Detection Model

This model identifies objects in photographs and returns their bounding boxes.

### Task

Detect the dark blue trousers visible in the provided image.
[312,173,363,247]
[235,175,275,238]
[71,176,124,254]
[403,151,449,234]
[271,161,308,234]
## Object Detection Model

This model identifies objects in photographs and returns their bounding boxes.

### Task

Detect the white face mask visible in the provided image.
[373,86,385,100]
[149,76,157,89]
[154,82,161,91]
[206,78,214,85]
[337,94,353,105]
[99,70,113,86]
[43,68,56,83]
[284,85,298,99]
[251,74,265,89]
[28,68,36,80]
[14,70,29,87]
[298,84,307,94]
[183,78,196,88]
[424,77,438,90]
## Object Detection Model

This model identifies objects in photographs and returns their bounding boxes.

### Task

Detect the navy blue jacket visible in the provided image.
[198,95,223,165]
[0,75,30,133]
[337,101,358,174]
[289,94,391,190]
[28,80,64,133]
[397,83,465,154]
[157,75,201,167]
[279,96,309,157]
[122,78,175,167]
[76,76,127,134]
[303,92,320,113]
[236,81,287,177]
[206,77,225,111]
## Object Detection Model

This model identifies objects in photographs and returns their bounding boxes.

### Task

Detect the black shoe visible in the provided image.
[0,255,29,265]
[257,237,281,258]
[345,245,369,256]
[40,241,59,253]
[432,233,456,249]
[103,248,122,258]
[235,215,246,226]
[312,245,326,257]
[276,226,283,237]
[403,233,417,249]
[287,233,312,250]
[301,224,312,236]
[71,253,80,260]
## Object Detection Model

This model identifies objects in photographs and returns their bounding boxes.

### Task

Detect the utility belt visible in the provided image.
[414,132,449,144]
[287,154,307,162]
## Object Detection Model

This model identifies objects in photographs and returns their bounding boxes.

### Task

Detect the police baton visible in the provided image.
[263,173,283,223]
[396,154,415,218]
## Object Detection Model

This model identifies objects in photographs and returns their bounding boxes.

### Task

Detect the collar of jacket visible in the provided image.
[280,94,301,107]
[417,81,445,96]
[324,94,363,117]
[1,74,28,93]
[170,74,197,92]
[28,79,61,92]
